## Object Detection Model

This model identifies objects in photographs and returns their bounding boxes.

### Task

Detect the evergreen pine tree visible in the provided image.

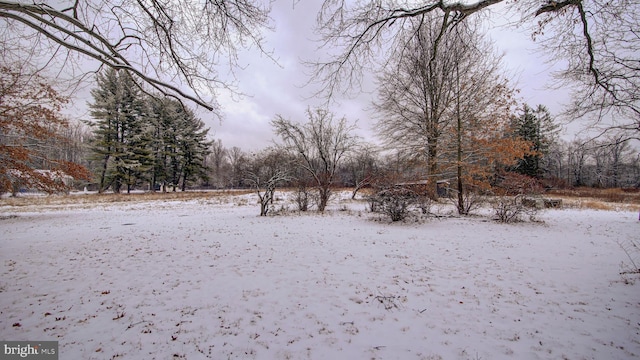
[88,68,150,193]
[511,104,559,179]
[90,71,211,193]
[176,106,211,191]
[148,98,211,191]
[148,98,173,191]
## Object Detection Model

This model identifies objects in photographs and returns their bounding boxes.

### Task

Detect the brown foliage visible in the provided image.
[0,65,90,194]
[447,105,534,198]
[494,172,544,196]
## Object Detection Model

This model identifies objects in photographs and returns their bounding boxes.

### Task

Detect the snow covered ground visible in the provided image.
[1,192,639,359]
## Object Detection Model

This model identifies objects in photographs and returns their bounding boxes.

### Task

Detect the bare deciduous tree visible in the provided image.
[272,108,359,212]
[208,139,228,188]
[316,0,639,139]
[559,136,638,188]
[566,139,590,187]
[0,0,273,112]
[57,120,93,168]
[444,25,531,214]
[374,14,467,181]
[227,146,247,188]
[314,0,501,97]
[244,147,291,216]
[344,143,380,199]
[606,135,632,188]
[532,0,640,139]
[584,135,638,188]
[374,17,529,215]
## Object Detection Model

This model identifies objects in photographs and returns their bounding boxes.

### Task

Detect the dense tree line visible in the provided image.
[88,68,211,193]
[188,114,639,204]
[545,137,639,189]
[5,62,635,199]
[508,105,639,189]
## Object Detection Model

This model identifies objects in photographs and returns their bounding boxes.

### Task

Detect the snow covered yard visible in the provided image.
[1,193,638,359]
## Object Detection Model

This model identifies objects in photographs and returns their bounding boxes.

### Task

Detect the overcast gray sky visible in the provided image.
[61,1,575,152]
[200,0,575,152]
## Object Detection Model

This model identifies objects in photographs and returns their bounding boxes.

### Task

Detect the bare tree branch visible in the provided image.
[0,0,273,113]
[535,0,581,16]
[315,0,640,140]
[272,108,359,211]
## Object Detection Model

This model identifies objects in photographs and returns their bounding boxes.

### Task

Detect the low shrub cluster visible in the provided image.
[368,187,430,222]
[491,195,540,223]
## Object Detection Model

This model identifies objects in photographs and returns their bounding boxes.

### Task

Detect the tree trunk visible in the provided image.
[99,155,110,193]
[456,60,464,215]
[318,187,330,212]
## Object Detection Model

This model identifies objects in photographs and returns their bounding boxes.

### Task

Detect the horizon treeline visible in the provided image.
[3,68,639,196]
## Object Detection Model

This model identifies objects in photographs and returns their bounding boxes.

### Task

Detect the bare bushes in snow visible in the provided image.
[492,195,541,223]
[368,187,428,222]
[618,239,640,275]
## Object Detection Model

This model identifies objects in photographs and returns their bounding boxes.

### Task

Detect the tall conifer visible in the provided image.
[89,68,150,193]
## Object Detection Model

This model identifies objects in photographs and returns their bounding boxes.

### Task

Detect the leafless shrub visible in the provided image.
[369,187,418,222]
[492,195,541,223]
[269,203,291,216]
[492,196,524,223]
[618,239,640,277]
[416,194,432,215]
[294,181,310,212]
[493,198,520,223]
[449,187,486,215]
[367,194,379,213]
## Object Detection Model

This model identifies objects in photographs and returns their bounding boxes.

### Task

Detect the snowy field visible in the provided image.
[1,192,639,359]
